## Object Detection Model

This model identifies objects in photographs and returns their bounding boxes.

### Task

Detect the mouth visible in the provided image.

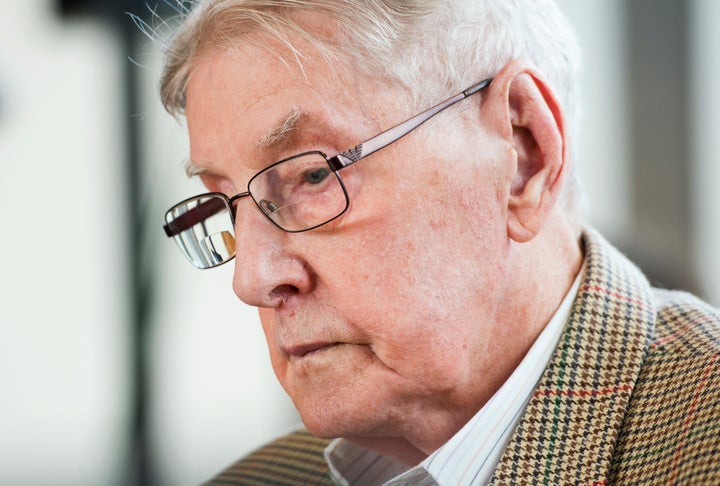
[282,342,342,358]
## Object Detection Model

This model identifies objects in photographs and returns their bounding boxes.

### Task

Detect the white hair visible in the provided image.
[154,0,584,221]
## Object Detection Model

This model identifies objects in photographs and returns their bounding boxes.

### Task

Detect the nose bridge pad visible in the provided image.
[258,198,280,214]
[257,199,283,226]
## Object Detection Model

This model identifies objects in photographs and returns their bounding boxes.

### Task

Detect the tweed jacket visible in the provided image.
[208,229,720,485]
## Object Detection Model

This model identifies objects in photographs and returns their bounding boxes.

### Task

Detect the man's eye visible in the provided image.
[303,167,330,184]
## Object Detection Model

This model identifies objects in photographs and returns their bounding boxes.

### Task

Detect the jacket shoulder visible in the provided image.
[651,288,720,354]
[610,289,720,484]
[206,429,334,485]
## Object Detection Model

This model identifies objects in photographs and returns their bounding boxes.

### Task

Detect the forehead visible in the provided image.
[184,35,409,176]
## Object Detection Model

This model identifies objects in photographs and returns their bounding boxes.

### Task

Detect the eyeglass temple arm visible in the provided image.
[328,78,492,170]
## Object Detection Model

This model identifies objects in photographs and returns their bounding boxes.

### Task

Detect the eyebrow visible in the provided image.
[184,108,305,179]
[184,158,206,178]
[256,107,303,149]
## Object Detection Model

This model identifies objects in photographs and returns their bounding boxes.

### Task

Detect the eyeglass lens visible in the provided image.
[165,194,236,269]
[165,152,349,268]
[249,152,348,232]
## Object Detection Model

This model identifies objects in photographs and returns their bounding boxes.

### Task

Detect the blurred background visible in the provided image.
[1,0,718,485]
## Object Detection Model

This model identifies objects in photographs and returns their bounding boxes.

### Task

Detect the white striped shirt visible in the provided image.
[324,262,585,485]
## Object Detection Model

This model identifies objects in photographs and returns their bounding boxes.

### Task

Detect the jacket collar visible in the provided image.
[490,228,657,484]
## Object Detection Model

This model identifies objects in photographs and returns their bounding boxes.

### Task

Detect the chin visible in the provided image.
[300,416,341,439]
[296,398,355,438]
[295,393,390,440]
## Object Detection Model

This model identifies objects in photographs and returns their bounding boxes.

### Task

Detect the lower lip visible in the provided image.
[299,343,341,358]
[287,344,372,376]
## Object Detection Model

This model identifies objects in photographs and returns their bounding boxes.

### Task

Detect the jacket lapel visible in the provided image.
[490,229,656,484]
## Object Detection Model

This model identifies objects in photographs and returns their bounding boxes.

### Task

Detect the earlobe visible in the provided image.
[498,68,567,243]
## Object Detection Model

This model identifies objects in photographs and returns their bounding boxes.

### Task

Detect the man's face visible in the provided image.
[185,36,518,448]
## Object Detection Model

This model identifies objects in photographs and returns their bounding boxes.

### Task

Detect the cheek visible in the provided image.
[380,321,472,377]
[329,237,475,370]
[309,154,507,379]
[358,206,503,356]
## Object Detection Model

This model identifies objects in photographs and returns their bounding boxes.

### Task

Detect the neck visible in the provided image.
[496,215,584,374]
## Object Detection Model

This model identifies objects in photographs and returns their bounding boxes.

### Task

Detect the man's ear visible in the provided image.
[488,62,569,243]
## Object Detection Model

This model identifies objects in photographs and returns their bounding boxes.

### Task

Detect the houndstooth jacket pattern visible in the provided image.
[207,229,720,485]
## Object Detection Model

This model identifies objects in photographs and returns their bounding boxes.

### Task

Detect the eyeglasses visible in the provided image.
[163,78,493,269]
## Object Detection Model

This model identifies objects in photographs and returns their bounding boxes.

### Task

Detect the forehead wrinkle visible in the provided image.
[256,107,303,149]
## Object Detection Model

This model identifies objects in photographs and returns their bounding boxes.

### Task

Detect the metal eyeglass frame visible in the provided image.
[163,77,493,241]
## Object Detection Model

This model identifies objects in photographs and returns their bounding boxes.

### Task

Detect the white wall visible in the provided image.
[690,0,720,306]
[555,0,631,241]
[0,1,127,484]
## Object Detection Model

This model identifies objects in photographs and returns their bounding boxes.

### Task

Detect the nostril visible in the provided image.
[231,242,314,307]
[271,284,300,302]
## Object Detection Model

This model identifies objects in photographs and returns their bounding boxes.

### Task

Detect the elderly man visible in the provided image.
[159,0,720,484]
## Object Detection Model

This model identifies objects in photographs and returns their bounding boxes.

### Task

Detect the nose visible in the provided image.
[231,199,314,308]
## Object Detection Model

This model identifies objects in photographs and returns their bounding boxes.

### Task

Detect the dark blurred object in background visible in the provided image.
[56,2,174,485]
